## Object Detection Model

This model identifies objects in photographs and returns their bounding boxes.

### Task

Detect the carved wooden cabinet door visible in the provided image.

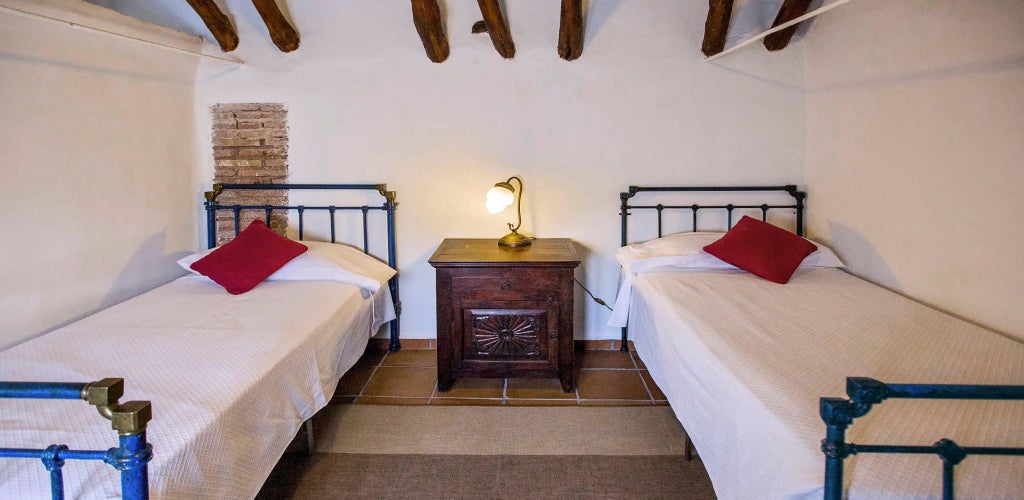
[456,301,559,371]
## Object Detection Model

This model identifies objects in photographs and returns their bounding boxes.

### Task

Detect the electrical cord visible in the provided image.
[573,275,612,311]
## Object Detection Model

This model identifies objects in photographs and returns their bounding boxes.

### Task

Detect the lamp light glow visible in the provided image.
[486,185,515,214]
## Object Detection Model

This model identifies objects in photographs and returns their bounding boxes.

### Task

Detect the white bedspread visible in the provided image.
[629,267,1024,499]
[0,275,394,499]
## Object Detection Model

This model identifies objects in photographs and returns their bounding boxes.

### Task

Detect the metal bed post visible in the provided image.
[382,186,402,352]
[0,379,153,500]
[819,397,855,500]
[790,186,806,237]
[618,189,635,353]
[203,184,223,249]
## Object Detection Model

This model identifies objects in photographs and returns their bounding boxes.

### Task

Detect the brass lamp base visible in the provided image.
[497,232,533,248]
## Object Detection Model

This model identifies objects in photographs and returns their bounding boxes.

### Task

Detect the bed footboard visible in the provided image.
[0,378,153,500]
[820,377,1024,500]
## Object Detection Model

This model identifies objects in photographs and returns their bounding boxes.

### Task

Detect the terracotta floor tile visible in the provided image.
[328,395,356,405]
[429,398,503,406]
[577,370,650,401]
[335,363,376,396]
[576,349,636,369]
[505,399,579,407]
[578,340,615,351]
[436,378,504,399]
[640,370,666,401]
[580,400,654,407]
[381,349,437,367]
[506,378,576,399]
[361,366,437,397]
[357,347,388,367]
[354,396,430,405]
[630,352,648,370]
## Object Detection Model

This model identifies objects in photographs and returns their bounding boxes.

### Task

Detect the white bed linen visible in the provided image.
[0,275,394,499]
[629,267,1024,499]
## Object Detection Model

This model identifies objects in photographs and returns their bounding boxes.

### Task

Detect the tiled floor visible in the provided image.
[330,347,669,407]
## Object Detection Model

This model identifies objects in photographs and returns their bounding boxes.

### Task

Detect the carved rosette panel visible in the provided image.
[471,314,541,357]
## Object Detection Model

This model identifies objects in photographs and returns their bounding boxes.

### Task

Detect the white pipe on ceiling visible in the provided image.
[0,3,245,65]
[705,0,853,62]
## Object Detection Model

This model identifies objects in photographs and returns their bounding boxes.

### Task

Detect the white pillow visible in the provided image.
[616,231,843,274]
[177,240,396,292]
[607,231,843,328]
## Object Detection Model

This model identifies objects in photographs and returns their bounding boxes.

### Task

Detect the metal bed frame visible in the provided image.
[821,377,1024,500]
[0,379,152,500]
[618,184,805,352]
[204,182,402,352]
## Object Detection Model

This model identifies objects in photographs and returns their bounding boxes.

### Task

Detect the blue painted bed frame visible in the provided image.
[204,182,402,352]
[0,379,152,500]
[821,377,1024,499]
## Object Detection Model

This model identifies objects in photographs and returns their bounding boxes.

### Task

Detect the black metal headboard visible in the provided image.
[203,183,401,352]
[617,185,806,351]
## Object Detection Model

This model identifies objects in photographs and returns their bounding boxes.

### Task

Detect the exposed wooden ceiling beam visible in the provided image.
[763,0,813,51]
[411,0,450,63]
[701,0,734,57]
[557,0,583,61]
[251,0,300,52]
[475,0,515,58]
[185,0,238,52]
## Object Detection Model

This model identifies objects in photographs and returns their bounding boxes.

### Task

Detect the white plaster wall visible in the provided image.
[0,1,199,350]
[193,0,805,340]
[802,0,1024,340]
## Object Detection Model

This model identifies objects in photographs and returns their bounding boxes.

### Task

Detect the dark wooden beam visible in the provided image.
[557,0,583,61]
[701,0,734,57]
[763,0,813,51]
[251,0,300,52]
[185,0,238,52]
[476,0,515,58]
[411,0,450,63]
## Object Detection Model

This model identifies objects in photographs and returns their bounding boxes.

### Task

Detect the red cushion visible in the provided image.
[703,216,817,284]
[190,220,307,294]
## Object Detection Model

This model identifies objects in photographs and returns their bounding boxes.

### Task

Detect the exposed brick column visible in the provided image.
[210,103,289,245]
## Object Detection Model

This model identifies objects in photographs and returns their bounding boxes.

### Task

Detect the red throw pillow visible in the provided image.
[190,220,307,294]
[703,216,817,284]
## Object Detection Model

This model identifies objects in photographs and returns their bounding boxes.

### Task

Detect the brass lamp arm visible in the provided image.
[506,176,524,234]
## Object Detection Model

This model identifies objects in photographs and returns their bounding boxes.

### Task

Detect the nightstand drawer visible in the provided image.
[451,269,561,294]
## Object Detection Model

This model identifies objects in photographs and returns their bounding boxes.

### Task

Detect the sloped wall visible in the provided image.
[0,0,199,350]
[802,0,1024,340]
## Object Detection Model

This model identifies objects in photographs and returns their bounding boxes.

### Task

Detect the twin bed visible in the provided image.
[615,186,1024,499]
[0,184,399,499]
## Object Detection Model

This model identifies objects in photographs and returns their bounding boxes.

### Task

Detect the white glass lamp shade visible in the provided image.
[486,185,515,214]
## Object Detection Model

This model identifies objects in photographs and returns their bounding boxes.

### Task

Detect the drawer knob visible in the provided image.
[549,330,559,339]
[501,280,512,291]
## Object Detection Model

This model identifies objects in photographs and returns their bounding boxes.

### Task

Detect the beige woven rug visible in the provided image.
[257,405,716,499]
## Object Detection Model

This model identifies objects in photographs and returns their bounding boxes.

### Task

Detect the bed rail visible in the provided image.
[204,183,402,352]
[618,185,805,352]
[820,377,1024,500]
[0,378,153,500]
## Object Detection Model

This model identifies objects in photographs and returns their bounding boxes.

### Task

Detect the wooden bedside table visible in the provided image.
[429,238,581,392]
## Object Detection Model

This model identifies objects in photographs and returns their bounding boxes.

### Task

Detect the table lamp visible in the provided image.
[485,176,531,248]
